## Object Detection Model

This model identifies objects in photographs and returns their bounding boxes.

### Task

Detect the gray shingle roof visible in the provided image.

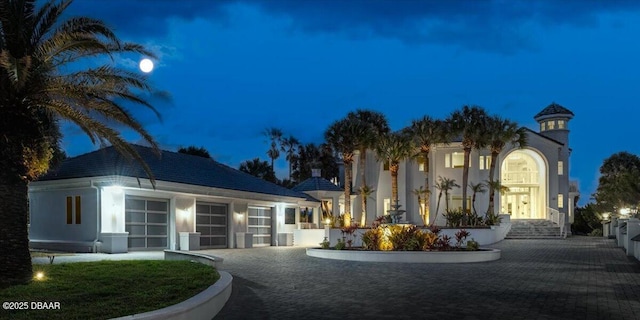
[534,102,574,119]
[39,145,312,199]
[292,177,343,192]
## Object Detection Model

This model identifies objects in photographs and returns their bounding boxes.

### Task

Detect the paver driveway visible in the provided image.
[210,237,640,320]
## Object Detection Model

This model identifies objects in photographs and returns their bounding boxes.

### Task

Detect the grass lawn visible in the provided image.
[0,260,220,320]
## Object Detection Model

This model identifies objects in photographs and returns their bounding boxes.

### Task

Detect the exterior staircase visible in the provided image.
[505,219,564,239]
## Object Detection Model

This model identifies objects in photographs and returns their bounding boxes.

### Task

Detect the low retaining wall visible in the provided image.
[306,248,501,263]
[111,251,232,320]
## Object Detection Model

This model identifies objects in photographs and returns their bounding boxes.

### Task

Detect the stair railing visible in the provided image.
[547,207,566,237]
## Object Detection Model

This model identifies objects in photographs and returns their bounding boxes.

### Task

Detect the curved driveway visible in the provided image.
[209,237,640,320]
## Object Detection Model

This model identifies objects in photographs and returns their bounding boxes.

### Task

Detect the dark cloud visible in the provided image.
[67,0,640,53]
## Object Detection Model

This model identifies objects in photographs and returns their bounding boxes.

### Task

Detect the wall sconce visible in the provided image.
[180,209,189,221]
[602,212,610,221]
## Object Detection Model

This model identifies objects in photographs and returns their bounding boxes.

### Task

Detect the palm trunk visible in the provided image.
[359,148,366,226]
[462,148,470,214]
[0,179,33,287]
[487,151,499,216]
[445,190,450,211]
[423,151,430,227]
[434,192,443,225]
[343,158,352,227]
[391,165,399,204]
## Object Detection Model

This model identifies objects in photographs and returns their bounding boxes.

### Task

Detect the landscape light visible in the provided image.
[35,272,44,280]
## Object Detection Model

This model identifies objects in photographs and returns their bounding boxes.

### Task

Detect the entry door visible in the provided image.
[248,207,272,247]
[196,202,228,248]
[125,196,169,250]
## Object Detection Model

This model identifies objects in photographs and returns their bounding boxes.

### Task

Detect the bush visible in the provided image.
[320,237,330,249]
[466,238,479,251]
[361,229,380,250]
[335,238,346,250]
[444,209,464,227]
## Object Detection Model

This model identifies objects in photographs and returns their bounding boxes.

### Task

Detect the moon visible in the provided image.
[139,58,154,73]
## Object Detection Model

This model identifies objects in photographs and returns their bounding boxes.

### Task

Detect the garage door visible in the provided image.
[125,196,169,250]
[248,207,272,247]
[196,202,228,248]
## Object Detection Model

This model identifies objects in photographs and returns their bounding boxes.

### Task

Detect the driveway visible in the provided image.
[209,237,640,320]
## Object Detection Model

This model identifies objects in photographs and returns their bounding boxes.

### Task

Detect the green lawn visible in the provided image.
[0,260,220,320]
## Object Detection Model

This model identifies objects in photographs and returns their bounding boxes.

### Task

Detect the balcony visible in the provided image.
[503,171,539,185]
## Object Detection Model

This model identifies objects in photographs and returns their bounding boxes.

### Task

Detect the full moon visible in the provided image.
[139,58,154,73]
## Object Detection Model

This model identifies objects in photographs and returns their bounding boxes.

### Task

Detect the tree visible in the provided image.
[593,151,640,213]
[375,131,414,213]
[263,127,283,174]
[239,158,276,182]
[433,176,460,225]
[178,146,212,159]
[1,0,163,287]
[291,142,339,183]
[485,180,510,217]
[485,116,527,215]
[280,135,300,181]
[448,106,489,214]
[412,186,430,225]
[358,185,375,226]
[347,109,390,226]
[325,118,359,226]
[406,116,451,225]
[468,182,487,216]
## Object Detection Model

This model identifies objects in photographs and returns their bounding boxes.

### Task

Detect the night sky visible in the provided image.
[61,0,640,206]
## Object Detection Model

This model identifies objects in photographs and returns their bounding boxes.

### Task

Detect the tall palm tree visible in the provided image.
[485,116,527,215]
[375,131,414,212]
[412,186,430,225]
[239,158,276,182]
[468,182,487,216]
[263,127,283,174]
[325,118,359,226]
[485,179,510,216]
[406,116,451,224]
[1,0,163,287]
[347,109,389,225]
[280,135,300,181]
[433,176,460,225]
[448,106,489,215]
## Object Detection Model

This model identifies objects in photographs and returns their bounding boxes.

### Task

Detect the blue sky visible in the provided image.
[62,0,640,205]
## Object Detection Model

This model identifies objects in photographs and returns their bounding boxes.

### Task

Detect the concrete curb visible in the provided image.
[306,248,501,263]
[111,252,232,320]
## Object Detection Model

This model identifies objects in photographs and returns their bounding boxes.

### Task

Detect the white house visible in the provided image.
[28,145,321,253]
[348,103,580,232]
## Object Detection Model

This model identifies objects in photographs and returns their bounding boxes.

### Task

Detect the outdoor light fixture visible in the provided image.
[620,208,631,217]
[602,212,610,220]
[35,272,44,280]
[325,218,331,225]
[108,185,123,194]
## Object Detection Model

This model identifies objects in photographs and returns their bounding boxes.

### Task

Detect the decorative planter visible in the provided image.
[306,248,501,263]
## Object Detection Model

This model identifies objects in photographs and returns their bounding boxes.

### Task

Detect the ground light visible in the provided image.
[35,271,45,280]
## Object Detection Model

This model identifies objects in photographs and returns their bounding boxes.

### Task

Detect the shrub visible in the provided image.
[484,212,502,226]
[335,238,346,250]
[361,229,380,250]
[466,238,479,251]
[444,209,464,227]
[454,229,471,248]
[420,231,439,250]
[435,234,451,251]
[320,237,330,249]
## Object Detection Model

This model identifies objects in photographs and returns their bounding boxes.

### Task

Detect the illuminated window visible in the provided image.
[558,120,565,129]
[479,156,491,170]
[547,120,555,130]
[446,152,465,168]
[540,122,546,131]
[383,198,391,214]
[558,194,564,208]
[451,196,471,212]
[558,161,564,175]
[418,156,428,172]
[66,196,81,224]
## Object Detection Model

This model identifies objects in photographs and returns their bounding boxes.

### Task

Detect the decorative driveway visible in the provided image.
[210,237,640,320]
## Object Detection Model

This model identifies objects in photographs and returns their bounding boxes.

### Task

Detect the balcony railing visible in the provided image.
[502,171,539,184]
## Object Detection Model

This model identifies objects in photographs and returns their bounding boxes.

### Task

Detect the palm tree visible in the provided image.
[468,182,487,216]
[239,158,276,182]
[263,127,283,174]
[1,0,163,287]
[347,109,389,224]
[433,176,460,225]
[406,116,451,225]
[375,131,414,213]
[485,180,510,216]
[448,106,489,215]
[178,146,212,159]
[325,118,359,226]
[486,116,527,215]
[358,185,375,226]
[412,186,430,225]
[280,135,300,181]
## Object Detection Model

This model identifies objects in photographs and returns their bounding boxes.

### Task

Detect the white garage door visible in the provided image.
[196,202,228,249]
[125,196,169,250]
[248,207,272,247]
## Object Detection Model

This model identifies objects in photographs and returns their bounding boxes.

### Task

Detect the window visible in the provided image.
[285,207,295,224]
[558,194,564,208]
[540,122,546,131]
[383,198,391,215]
[558,120,565,129]
[418,156,428,172]
[446,152,465,168]
[299,207,312,223]
[451,196,471,212]
[479,156,491,170]
[547,120,555,130]
[66,196,81,224]
[558,161,564,175]
[383,161,389,171]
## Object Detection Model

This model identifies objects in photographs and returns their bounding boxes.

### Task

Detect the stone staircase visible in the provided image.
[506,219,564,239]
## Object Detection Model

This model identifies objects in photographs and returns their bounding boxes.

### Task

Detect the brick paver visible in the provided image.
[209,237,640,320]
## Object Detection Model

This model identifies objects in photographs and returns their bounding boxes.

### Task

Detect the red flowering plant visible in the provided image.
[454,229,471,248]
[341,223,359,248]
